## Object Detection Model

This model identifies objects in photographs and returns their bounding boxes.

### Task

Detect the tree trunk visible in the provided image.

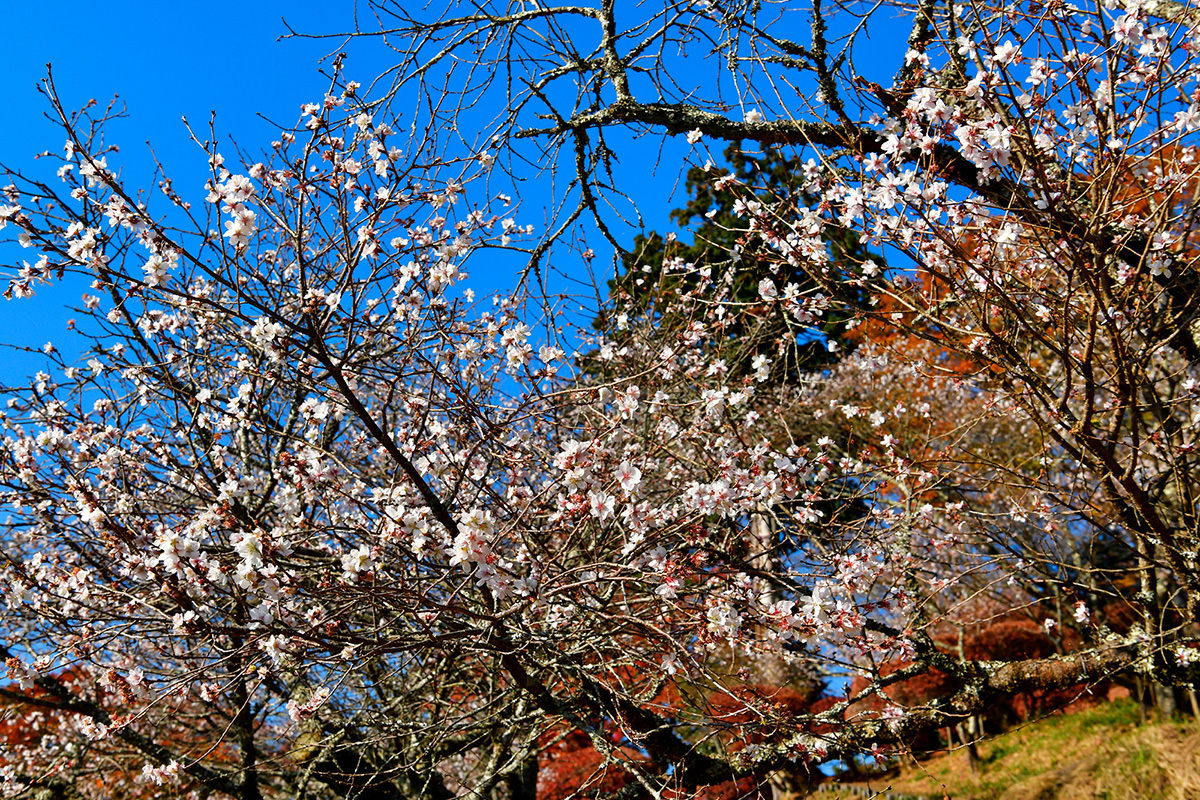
[1155,682,1178,720]
[963,716,981,775]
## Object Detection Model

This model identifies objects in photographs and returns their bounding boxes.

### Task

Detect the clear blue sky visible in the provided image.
[0,2,384,376]
[0,2,695,381]
[1,1,902,382]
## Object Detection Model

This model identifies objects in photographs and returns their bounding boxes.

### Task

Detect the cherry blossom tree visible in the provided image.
[2,0,1200,798]
[318,0,1200,772]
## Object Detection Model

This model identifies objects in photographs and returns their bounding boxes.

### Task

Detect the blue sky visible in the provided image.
[0,3,380,375]
[0,1,904,383]
[0,2,706,383]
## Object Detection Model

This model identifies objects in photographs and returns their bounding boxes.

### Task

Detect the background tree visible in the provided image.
[346,0,1200,768]
[608,143,882,385]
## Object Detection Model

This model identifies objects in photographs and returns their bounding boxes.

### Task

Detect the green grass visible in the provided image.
[855,699,1200,800]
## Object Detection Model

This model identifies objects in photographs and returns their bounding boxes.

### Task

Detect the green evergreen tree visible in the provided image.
[607,142,882,385]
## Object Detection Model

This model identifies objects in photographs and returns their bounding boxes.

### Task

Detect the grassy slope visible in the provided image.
[838,700,1200,800]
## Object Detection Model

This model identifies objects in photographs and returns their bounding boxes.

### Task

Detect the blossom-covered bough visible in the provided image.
[2,0,1200,798]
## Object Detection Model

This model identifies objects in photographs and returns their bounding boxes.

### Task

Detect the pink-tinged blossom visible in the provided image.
[554,439,594,471]
[142,253,175,286]
[250,602,275,627]
[260,635,289,666]
[287,686,332,722]
[451,508,496,568]
[506,342,533,371]
[706,601,742,639]
[656,576,682,599]
[224,209,258,249]
[616,461,642,494]
[615,385,640,418]
[588,490,615,522]
[139,761,183,787]
[78,155,110,187]
[341,545,375,581]
[157,529,200,573]
[233,530,264,570]
[880,704,906,733]
[4,657,36,690]
[991,40,1021,64]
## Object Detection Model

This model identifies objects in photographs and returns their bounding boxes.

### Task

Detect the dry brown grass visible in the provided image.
[849,700,1200,800]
